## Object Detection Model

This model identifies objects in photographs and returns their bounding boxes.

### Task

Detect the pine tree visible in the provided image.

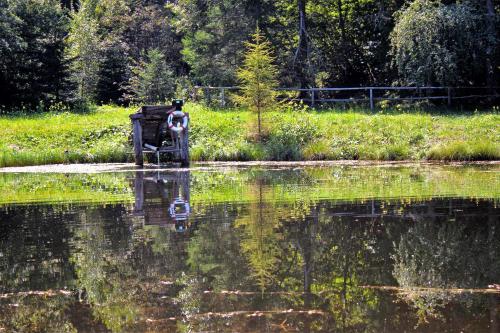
[236,28,279,141]
[126,49,175,104]
[1,0,69,107]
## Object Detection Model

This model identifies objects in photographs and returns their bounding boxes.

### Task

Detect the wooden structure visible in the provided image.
[133,170,191,232]
[194,85,500,110]
[130,100,189,166]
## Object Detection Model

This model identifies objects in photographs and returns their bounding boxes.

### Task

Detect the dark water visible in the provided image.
[0,165,499,332]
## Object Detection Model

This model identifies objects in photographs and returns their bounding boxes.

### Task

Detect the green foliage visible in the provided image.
[66,0,102,102]
[0,0,69,107]
[1,0,499,109]
[391,0,486,86]
[175,0,272,86]
[236,29,279,139]
[266,114,318,161]
[126,49,175,104]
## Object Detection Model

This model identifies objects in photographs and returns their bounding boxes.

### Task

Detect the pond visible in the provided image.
[0,164,499,332]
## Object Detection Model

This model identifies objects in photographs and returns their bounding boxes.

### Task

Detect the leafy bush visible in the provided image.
[391,0,486,86]
[266,115,319,160]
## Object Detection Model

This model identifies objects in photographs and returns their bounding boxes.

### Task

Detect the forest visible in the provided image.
[0,0,499,110]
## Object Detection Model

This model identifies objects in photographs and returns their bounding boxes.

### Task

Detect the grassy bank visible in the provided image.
[0,104,498,167]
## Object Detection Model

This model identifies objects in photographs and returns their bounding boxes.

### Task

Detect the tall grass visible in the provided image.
[427,141,499,161]
[0,106,132,167]
[0,103,498,167]
[188,104,499,162]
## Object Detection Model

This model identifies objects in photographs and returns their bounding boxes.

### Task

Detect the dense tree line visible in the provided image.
[0,0,498,108]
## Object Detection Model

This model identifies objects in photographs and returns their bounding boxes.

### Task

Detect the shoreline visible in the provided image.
[1,160,498,174]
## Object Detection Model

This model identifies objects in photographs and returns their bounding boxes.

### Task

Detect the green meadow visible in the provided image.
[0,103,498,168]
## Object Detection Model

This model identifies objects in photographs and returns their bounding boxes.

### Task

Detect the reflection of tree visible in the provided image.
[71,205,187,332]
[71,209,139,332]
[175,203,253,332]
[392,203,500,324]
[187,207,250,291]
[229,172,388,331]
[0,205,78,332]
[0,294,76,333]
[231,173,386,331]
[0,205,75,293]
[235,183,282,293]
[309,212,381,331]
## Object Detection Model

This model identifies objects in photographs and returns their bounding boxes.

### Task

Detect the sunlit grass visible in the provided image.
[0,103,498,167]
[0,106,132,167]
[427,141,499,161]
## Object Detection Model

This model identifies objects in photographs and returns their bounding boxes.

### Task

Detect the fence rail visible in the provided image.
[193,85,499,110]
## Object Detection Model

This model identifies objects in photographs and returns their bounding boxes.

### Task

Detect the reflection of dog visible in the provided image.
[169,197,191,232]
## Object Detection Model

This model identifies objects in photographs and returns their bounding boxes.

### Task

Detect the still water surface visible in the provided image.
[0,165,499,332]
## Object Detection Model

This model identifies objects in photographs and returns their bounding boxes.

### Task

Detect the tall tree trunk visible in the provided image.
[258,107,261,140]
[295,0,310,93]
[485,0,497,90]
[337,0,346,42]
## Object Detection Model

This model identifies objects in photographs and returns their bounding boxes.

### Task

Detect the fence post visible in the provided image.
[192,86,198,102]
[447,87,452,106]
[220,88,226,107]
[310,88,315,108]
[369,88,374,111]
[205,88,211,105]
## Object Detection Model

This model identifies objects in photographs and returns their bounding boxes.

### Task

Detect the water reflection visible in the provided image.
[133,171,191,232]
[0,166,498,332]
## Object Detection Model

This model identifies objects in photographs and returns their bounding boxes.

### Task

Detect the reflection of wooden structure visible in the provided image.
[130,100,189,166]
[133,171,191,230]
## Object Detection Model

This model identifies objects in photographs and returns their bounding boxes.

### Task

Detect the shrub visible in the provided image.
[266,117,319,160]
[390,0,485,86]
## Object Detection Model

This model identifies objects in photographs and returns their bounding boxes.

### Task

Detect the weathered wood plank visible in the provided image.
[132,119,143,166]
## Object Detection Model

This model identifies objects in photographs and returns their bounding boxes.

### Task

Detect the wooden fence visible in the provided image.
[192,86,500,110]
